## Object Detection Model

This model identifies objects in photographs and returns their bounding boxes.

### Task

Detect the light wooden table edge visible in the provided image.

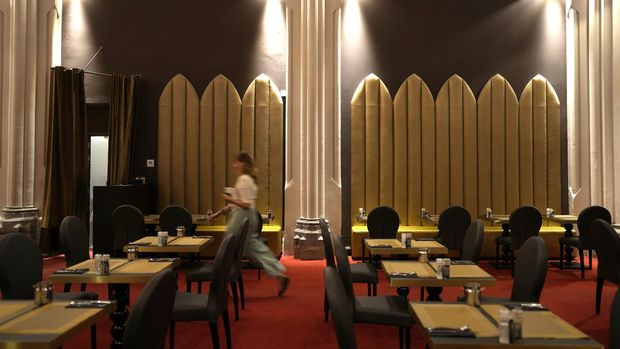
[47,259,180,284]
[389,278,497,288]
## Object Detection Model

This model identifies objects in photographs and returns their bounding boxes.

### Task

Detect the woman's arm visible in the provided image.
[222,193,251,209]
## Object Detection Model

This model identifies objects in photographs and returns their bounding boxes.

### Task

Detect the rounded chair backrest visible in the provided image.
[0,233,42,299]
[230,217,251,280]
[59,216,90,267]
[591,219,620,283]
[511,236,548,302]
[123,269,178,349]
[256,211,264,235]
[320,219,336,268]
[111,205,145,255]
[207,223,242,322]
[367,206,399,239]
[438,206,471,250]
[577,206,611,249]
[332,236,355,310]
[159,205,192,236]
[611,288,620,349]
[324,266,357,349]
[509,206,542,249]
[460,220,484,263]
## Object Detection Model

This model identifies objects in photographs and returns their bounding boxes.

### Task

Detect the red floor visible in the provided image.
[43,255,614,349]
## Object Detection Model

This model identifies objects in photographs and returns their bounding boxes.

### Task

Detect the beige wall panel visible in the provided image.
[420,82,436,220]
[364,76,380,210]
[435,78,451,213]
[393,81,409,224]
[170,77,188,205]
[225,78,242,188]
[462,81,477,219]
[268,81,284,226]
[157,80,173,211]
[350,80,366,224]
[448,76,465,207]
[504,81,520,211]
[252,77,271,213]
[379,85,394,206]
[199,81,215,214]
[185,87,200,213]
[212,78,230,224]
[531,76,548,211]
[490,76,507,214]
[241,82,256,156]
[477,80,492,214]
[519,82,534,205]
[546,81,562,212]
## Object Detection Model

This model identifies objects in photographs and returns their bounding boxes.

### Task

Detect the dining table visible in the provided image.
[364,239,448,260]
[47,258,179,348]
[123,235,213,254]
[0,300,115,349]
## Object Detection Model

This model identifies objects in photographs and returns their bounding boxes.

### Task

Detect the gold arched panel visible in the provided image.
[519,75,561,212]
[477,75,519,215]
[199,75,242,224]
[351,74,393,224]
[393,74,435,225]
[241,74,284,226]
[157,74,200,211]
[435,75,477,217]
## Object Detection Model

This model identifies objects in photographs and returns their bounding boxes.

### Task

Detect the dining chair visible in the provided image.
[59,216,90,292]
[169,222,242,349]
[495,206,542,276]
[610,287,620,349]
[160,205,193,236]
[185,216,251,321]
[590,219,620,314]
[320,218,378,322]
[124,269,178,349]
[460,220,484,264]
[559,206,611,278]
[324,266,358,349]
[437,206,471,254]
[333,235,413,349]
[111,204,145,257]
[363,206,400,262]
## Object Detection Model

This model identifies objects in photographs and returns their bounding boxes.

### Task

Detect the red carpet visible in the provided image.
[43,256,614,348]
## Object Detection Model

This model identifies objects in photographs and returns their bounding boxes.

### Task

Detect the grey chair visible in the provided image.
[333,235,413,349]
[610,287,620,349]
[437,206,471,253]
[495,206,542,276]
[160,205,193,236]
[320,218,378,322]
[460,220,484,263]
[170,222,243,349]
[185,216,251,321]
[363,206,400,262]
[590,219,620,314]
[59,216,90,292]
[324,266,357,349]
[124,269,178,349]
[560,206,611,278]
[111,205,145,257]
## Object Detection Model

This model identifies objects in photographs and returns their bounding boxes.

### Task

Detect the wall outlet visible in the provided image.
[146,159,155,167]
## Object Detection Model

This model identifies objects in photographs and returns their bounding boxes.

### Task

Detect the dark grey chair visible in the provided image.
[495,206,542,276]
[610,287,620,349]
[333,235,413,349]
[460,220,484,263]
[591,219,620,314]
[324,266,357,349]
[320,218,378,322]
[111,205,145,257]
[170,222,243,349]
[560,206,611,278]
[160,205,193,236]
[437,206,471,253]
[124,269,178,349]
[185,216,251,321]
[363,206,400,262]
[59,216,90,292]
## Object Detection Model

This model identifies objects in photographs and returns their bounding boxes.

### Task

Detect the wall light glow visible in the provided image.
[343,0,363,46]
[544,0,563,40]
[69,0,85,33]
[262,0,285,54]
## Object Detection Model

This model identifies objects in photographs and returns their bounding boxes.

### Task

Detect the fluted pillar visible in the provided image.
[283,0,343,252]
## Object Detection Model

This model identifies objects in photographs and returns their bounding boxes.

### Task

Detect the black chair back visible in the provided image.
[591,219,620,284]
[460,220,484,263]
[124,269,178,349]
[577,206,611,250]
[509,206,542,249]
[256,211,264,235]
[230,217,251,280]
[611,288,620,349]
[59,216,90,267]
[511,236,548,302]
[0,233,42,299]
[111,205,145,255]
[367,206,399,239]
[332,235,355,309]
[160,205,192,236]
[438,206,471,250]
[324,266,357,349]
[320,219,335,268]
[207,222,243,322]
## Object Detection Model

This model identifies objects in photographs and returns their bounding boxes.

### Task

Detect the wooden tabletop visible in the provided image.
[382,261,496,288]
[543,215,578,225]
[478,214,510,225]
[144,214,209,225]
[47,258,179,284]
[422,215,440,226]
[410,302,603,348]
[0,300,114,349]
[365,239,448,255]
[123,236,213,253]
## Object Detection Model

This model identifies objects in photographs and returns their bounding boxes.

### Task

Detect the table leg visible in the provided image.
[396,287,410,300]
[563,223,575,265]
[110,283,129,349]
[491,223,513,269]
[425,287,442,302]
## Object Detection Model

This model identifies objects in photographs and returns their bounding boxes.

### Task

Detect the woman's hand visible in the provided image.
[222,193,233,202]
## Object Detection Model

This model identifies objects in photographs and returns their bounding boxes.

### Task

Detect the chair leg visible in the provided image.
[238,275,245,310]
[231,281,239,321]
[596,277,604,315]
[90,325,96,349]
[405,326,411,349]
[578,248,585,279]
[373,283,377,296]
[588,250,593,270]
[209,320,220,349]
[186,281,192,292]
[223,308,232,349]
[80,283,87,292]
[324,289,329,322]
[398,327,403,349]
[64,283,71,293]
[559,243,564,269]
[198,282,202,294]
[169,322,175,349]
[367,283,371,296]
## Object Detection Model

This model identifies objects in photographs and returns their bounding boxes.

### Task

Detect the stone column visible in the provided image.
[283,0,343,253]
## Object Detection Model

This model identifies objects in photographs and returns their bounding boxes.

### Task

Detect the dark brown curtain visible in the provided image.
[107,74,140,185]
[42,67,89,229]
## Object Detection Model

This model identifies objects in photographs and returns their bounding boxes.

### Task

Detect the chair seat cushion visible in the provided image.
[354,295,413,327]
[495,235,512,247]
[559,236,580,247]
[350,263,378,284]
[172,292,209,321]
[185,262,214,282]
[56,291,98,301]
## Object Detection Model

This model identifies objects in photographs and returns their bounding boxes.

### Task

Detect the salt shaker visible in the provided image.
[498,309,511,344]
[94,254,102,274]
[510,308,523,343]
[418,248,429,263]
[158,231,168,247]
[405,233,412,248]
[442,258,451,279]
[435,258,444,279]
[546,207,555,218]
[102,254,110,274]
[176,226,185,237]
[33,281,53,305]
[486,207,493,218]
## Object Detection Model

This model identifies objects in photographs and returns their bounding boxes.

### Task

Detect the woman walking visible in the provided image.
[209,152,290,296]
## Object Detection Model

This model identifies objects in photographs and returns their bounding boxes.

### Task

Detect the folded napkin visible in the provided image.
[415,238,436,241]
[427,327,475,338]
[148,257,178,262]
[505,303,549,311]
[451,260,476,265]
[388,272,418,278]
[128,242,151,246]
[66,300,112,308]
[53,268,89,274]
[192,235,210,239]
[371,244,393,248]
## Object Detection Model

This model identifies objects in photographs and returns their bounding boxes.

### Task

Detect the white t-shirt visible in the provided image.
[232,174,258,208]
